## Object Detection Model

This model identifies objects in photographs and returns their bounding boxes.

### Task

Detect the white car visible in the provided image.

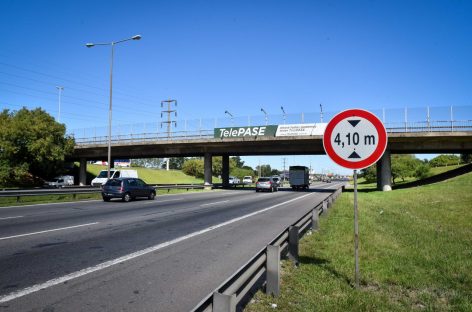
[228,176,240,184]
[243,176,253,184]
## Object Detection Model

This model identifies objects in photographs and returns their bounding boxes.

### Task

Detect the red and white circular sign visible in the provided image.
[323,109,387,170]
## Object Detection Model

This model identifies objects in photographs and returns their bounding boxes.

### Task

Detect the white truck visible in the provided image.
[91,169,138,186]
[46,175,74,188]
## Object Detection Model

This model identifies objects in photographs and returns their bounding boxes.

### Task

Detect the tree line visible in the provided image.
[132,156,281,180]
[0,108,74,187]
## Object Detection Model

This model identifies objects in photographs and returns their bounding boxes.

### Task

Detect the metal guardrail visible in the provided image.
[0,184,206,202]
[192,186,343,312]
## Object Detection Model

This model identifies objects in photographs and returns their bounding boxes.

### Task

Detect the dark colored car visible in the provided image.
[255,177,278,192]
[101,178,156,202]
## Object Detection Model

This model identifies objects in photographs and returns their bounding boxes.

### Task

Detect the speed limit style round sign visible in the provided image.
[323,109,387,170]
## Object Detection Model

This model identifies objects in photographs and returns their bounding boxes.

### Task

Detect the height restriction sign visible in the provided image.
[323,108,388,288]
[323,109,387,170]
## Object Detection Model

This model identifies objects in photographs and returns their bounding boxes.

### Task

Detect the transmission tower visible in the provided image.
[161,99,177,138]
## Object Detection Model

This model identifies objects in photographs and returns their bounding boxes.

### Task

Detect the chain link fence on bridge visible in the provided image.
[70,105,472,145]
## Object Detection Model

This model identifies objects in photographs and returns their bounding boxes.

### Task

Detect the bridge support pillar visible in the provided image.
[79,158,87,186]
[376,149,392,191]
[204,153,213,189]
[222,155,230,188]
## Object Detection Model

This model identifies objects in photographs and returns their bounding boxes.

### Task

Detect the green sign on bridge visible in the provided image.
[214,125,278,138]
[214,123,327,138]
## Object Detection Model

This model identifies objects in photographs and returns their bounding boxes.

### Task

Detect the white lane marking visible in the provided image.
[0,222,99,241]
[0,200,101,209]
[0,216,23,221]
[0,193,314,303]
[200,200,229,207]
[156,198,184,203]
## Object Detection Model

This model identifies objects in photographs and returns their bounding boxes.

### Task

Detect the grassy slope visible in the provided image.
[246,172,472,311]
[429,164,463,175]
[87,164,205,184]
[356,164,466,190]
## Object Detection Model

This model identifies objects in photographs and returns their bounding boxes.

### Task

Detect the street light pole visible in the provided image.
[320,103,323,123]
[280,106,286,124]
[261,108,268,125]
[56,86,64,122]
[86,35,141,179]
[224,110,234,126]
[107,43,114,179]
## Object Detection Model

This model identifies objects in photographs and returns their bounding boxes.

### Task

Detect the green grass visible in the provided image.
[355,164,467,191]
[429,164,463,175]
[86,164,207,184]
[246,172,472,311]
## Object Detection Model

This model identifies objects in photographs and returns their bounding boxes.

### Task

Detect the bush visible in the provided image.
[429,154,461,167]
[414,163,431,179]
[182,159,204,179]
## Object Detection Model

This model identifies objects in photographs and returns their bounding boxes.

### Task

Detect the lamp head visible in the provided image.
[132,35,142,40]
[85,43,95,48]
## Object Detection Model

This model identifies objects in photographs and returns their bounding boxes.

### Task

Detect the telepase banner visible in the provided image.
[275,123,327,137]
[214,123,327,138]
[215,125,278,138]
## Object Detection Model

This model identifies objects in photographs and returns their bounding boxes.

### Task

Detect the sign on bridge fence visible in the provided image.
[323,108,388,288]
[214,123,327,138]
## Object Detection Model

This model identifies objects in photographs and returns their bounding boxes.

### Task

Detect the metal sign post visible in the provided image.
[323,109,387,289]
[353,169,359,288]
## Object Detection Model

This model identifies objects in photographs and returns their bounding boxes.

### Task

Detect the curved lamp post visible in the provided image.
[280,106,286,124]
[85,35,141,178]
[224,110,234,126]
[261,108,268,125]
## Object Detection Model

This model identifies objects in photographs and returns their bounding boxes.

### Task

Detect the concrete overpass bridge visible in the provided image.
[72,123,472,191]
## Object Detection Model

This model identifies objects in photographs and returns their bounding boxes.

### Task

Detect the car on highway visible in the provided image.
[228,176,240,184]
[45,175,74,188]
[242,176,253,184]
[272,176,281,187]
[101,178,156,202]
[255,177,278,192]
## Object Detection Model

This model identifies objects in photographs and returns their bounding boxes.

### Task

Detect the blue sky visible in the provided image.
[1,0,471,174]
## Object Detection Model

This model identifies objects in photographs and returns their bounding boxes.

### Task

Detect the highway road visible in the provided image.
[0,182,343,311]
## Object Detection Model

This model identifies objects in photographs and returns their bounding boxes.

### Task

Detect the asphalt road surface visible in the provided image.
[0,182,343,311]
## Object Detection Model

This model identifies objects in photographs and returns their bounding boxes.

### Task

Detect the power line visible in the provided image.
[0,70,160,109]
[0,51,158,103]
[0,82,159,116]
[1,100,133,125]
[0,61,159,105]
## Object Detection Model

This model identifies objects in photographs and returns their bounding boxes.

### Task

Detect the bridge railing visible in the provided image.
[73,120,472,146]
[385,120,472,133]
[69,105,472,143]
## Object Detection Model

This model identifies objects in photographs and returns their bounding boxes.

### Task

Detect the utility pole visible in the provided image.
[161,99,177,170]
[258,158,261,178]
[282,157,287,185]
[320,103,323,123]
[56,86,64,122]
